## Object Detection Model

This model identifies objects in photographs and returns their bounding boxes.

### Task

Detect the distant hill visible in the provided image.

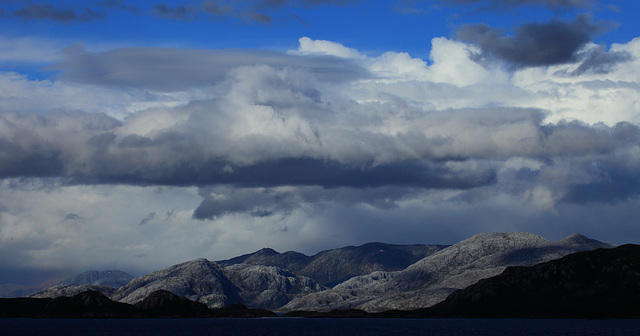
[5,270,133,299]
[30,270,134,299]
[57,270,133,288]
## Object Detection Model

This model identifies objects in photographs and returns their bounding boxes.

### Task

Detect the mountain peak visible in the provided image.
[559,233,612,248]
[111,257,240,308]
[190,258,211,264]
[255,248,279,256]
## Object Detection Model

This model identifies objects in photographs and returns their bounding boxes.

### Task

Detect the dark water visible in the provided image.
[2,318,640,336]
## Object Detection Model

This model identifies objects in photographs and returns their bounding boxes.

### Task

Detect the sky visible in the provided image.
[1,0,640,285]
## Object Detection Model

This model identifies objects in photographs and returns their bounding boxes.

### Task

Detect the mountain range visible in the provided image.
[25,232,613,312]
[5,242,639,319]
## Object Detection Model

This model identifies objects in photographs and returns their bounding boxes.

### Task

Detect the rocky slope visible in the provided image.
[31,284,117,299]
[111,258,241,308]
[218,248,311,272]
[223,264,325,310]
[428,244,640,318]
[281,232,612,312]
[218,242,445,287]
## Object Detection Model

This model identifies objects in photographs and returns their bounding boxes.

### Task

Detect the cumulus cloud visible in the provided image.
[294,37,363,58]
[456,16,607,68]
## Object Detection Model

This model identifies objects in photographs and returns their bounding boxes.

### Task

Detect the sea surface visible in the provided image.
[2,318,640,336]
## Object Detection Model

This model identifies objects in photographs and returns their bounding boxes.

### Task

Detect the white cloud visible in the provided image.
[294,37,363,58]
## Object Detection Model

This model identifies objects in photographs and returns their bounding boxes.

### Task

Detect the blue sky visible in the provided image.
[1,0,640,286]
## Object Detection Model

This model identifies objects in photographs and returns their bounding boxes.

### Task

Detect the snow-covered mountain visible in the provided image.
[281,232,612,312]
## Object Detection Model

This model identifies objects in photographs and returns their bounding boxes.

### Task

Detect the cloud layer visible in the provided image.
[1,31,640,282]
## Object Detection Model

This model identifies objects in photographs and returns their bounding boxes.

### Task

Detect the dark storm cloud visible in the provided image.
[53,46,369,91]
[194,188,290,219]
[193,185,426,219]
[14,3,105,23]
[456,16,606,68]
[188,158,496,189]
[66,156,497,191]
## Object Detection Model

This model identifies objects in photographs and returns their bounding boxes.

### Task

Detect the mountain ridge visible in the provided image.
[217,242,446,287]
[25,232,613,313]
[281,232,613,312]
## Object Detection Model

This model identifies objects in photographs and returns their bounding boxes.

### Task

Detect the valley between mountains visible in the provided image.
[26,232,612,313]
